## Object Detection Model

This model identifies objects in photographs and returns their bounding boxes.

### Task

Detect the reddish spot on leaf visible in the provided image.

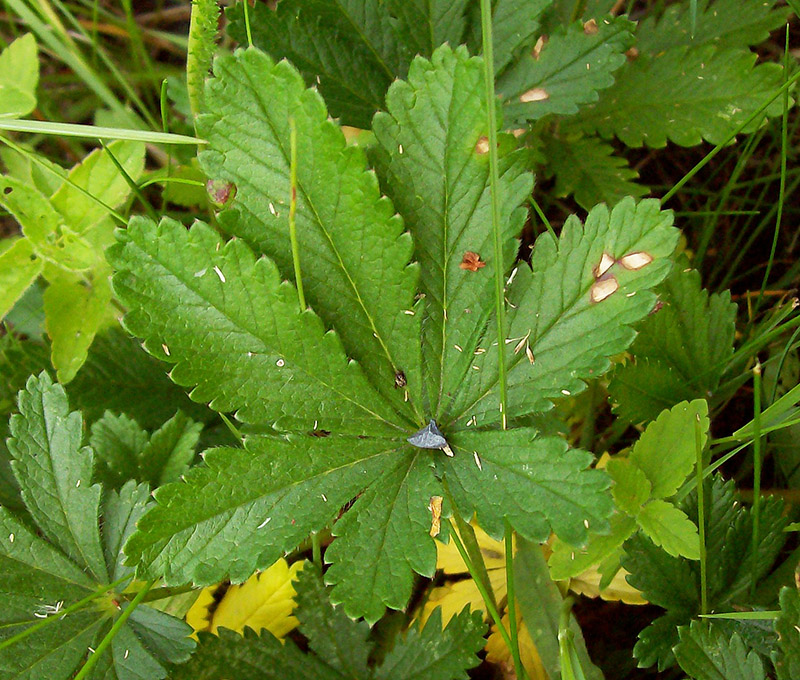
[460,251,486,272]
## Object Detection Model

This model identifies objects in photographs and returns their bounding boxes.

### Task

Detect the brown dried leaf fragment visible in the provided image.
[532,35,547,59]
[429,496,443,537]
[583,19,599,35]
[460,251,486,271]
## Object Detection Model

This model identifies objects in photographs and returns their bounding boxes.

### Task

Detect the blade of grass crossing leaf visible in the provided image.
[690,0,697,38]
[504,519,525,679]
[662,68,800,204]
[528,195,557,244]
[100,141,158,222]
[0,119,205,145]
[72,579,155,680]
[0,575,129,652]
[695,412,708,615]
[480,0,509,430]
[770,325,800,403]
[756,24,791,314]
[0,136,126,225]
[752,361,763,597]
[289,118,306,310]
[700,611,779,620]
[243,0,253,47]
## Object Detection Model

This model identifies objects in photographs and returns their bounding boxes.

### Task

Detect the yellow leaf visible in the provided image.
[420,568,508,626]
[486,612,547,680]
[570,566,646,605]
[185,559,303,640]
[435,523,507,574]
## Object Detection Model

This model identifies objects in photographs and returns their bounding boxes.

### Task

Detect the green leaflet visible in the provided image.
[0,34,38,118]
[637,499,700,560]
[110,216,404,434]
[675,622,766,680]
[448,197,678,427]
[774,588,800,680]
[580,45,787,148]
[198,48,421,422]
[542,131,647,210]
[0,238,42,320]
[372,45,532,418]
[610,265,737,424]
[0,375,194,679]
[497,16,634,125]
[443,428,612,546]
[636,0,790,53]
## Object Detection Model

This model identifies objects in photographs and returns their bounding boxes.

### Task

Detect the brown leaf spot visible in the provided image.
[619,251,653,270]
[460,251,486,271]
[583,19,599,35]
[591,276,619,303]
[625,47,640,61]
[309,429,331,437]
[475,136,490,154]
[519,87,549,103]
[594,252,615,278]
[394,370,407,388]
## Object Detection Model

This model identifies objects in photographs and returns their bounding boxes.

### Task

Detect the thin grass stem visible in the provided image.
[289,118,306,310]
[695,413,708,615]
[751,361,763,598]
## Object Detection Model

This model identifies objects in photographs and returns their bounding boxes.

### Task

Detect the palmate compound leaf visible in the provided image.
[371,45,533,418]
[118,45,669,621]
[444,197,679,427]
[675,621,766,680]
[198,47,421,421]
[109,216,405,436]
[0,374,194,679]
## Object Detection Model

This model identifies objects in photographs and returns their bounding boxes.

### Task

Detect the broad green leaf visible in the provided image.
[198,48,420,421]
[580,46,787,148]
[607,458,651,515]
[387,0,470,58]
[294,564,372,679]
[549,512,637,580]
[675,622,766,680]
[372,45,532,417]
[325,451,438,621]
[227,1,391,128]
[0,175,94,271]
[442,428,613,546]
[123,435,399,586]
[109,217,404,434]
[634,611,689,671]
[448,197,678,427]
[542,131,647,210]
[630,399,709,499]
[610,266,737,423]
[637,0,790,53]
[0,145,67,195]
[138,411,202,487]
[0,34,38,118]
[43,268,112,383]
[170,628,345,680]
[50,139,145,233]
[89,412,149,490]
[374,607,486,680]
[7,373,106,579]
[497,17,634,126]
[0,378,194,679]
[637,500,700,560]
[0,237,42,319]
[773,588,800,680]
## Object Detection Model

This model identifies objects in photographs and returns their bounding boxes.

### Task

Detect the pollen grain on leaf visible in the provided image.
[460,251,486,271]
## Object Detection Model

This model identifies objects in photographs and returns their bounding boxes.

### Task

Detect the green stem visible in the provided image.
[504,521,524,679]
[243,0,254,47]
[100,141,158,222]
[529,196,558,244]
[187,0,220,123]
[558,596,577,680]
[289,118,306,310]
[695,413,708,615]
[751,361,763,598]
[0,576,130,652]
[74,580,155,680]
[479,0,509,429]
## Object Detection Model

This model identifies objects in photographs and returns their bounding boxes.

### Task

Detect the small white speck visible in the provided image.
[398,144,404,154]
[257,517,272,529]
[8,533,14,543]
[269,202,277,215]
[570,552,575,560]
[194,268,206,277]
[213,266,226,283]
[314,420,318,429]
[124,649,129,659]
[76,479,81,487]
[454,344,462,352]
[473,452,483,470]
[88,647,95,654]
[404,309,415,315]
[561,389,571,396]
[474,348,486,354]
[626,292,636,297]
[162,344,170,356]
[584,519,589,528]
[321,494,327,502]
[276,359,285,367]
[247,351,253,357]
